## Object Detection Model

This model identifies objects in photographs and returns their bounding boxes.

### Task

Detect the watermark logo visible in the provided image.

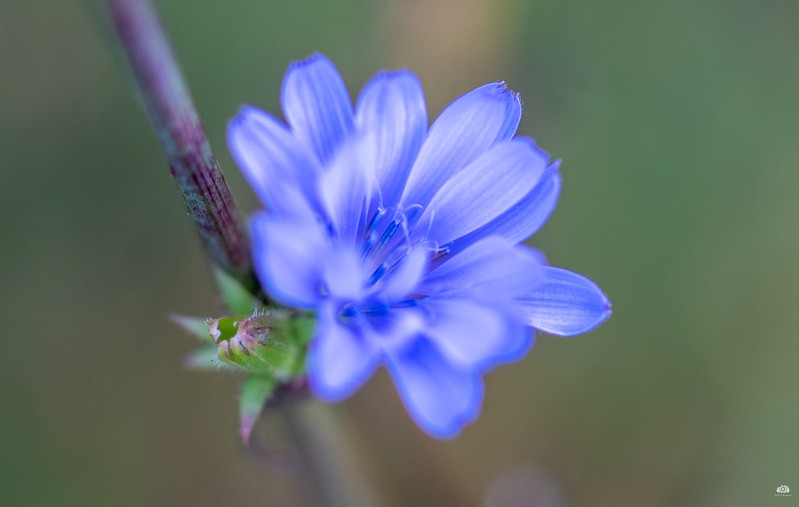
[775,485,791,497]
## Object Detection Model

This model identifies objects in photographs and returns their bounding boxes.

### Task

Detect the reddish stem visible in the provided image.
[106,0,258,294]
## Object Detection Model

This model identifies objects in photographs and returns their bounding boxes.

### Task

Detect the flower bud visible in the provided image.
[208,308,312,379]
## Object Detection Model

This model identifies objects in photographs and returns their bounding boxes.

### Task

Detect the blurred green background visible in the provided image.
[2,0,798,505]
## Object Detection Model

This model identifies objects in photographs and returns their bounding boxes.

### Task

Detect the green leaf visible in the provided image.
[214,267,259,315]
[239,375,276,443]
[171,313,212,343]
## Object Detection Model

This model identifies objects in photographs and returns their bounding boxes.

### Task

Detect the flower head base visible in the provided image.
[228,54,611,438]
[208,308,310,379]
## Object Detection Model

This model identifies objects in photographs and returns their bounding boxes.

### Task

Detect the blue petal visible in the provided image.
[281,53,355,164]
[420,237,544,299]
[496,85,522,141]
[516,267,611,336]
[228,106,321,220]
[377,246,428,303]
[386,338,483,439]
[422,298,532,369]
[249,213,326,308]
[308,304,380,401]
[321,246,369,301]
[420,138,549,246]
[453,163,561,251]
[356,70,427,210]
[318,134,377,243]
[400,83,522,208]
[365,307,427,352]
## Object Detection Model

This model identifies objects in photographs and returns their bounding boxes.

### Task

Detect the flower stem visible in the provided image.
[285,399,384,507]
[105,0,258,294]
[103,4,378,505]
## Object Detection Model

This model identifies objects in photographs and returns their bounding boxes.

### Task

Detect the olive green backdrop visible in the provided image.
[2,0,798,505]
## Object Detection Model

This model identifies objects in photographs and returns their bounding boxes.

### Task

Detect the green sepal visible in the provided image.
[212,309,313,379]
[252,333,305,381]
[183,344,236,371]
[171,313,213,343]
[214,267,259,315]
[285,311,316,347]
[239,374,276,443]
[260,310,315,377]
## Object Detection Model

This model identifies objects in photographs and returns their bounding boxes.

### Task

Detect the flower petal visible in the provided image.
[362,307,427,353]
[228,106,321,220]
[377,245,428,302]
[356,70,427,210]
[496,85,522,141]
[387,338,483,438]
[516,267,611,336]
[281,53,355,164]
[421,237,544,298]
[420,137,549,246]
[321,247,368,301]
[318,134,377,243]
[400,83,522,208]
[308,304,380,401]
[453,163,561,251]
[423,298,533,369]
[249,213,326,308]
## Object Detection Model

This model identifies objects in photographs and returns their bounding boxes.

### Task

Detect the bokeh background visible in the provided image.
[2,0,798,505]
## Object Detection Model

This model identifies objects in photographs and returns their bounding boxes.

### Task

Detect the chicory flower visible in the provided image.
[228,54,610,438]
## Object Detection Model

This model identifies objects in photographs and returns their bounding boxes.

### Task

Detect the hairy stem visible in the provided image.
[105,0,258,294]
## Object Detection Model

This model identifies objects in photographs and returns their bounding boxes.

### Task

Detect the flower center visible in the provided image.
[331,206,432,324]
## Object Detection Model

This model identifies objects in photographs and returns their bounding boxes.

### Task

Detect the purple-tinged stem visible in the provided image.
[106,0,258,294]
[102,5,378,505]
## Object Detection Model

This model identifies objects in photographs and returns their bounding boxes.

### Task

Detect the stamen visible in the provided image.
[366,245,409,287]
[391,204,422,245]
[363,214,402,262]
[338,304,357,320]
[360,208,387,260]
[403,204,423,225]
[367,263,387,286]
[431,243,452,263]
[360,301,389,316]
[377,217,400,250]
[393,299,420,308]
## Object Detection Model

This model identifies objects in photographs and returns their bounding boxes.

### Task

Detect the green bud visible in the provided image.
[209,308,314,379]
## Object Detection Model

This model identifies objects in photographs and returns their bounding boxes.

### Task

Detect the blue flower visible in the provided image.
[228,54,610,438]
